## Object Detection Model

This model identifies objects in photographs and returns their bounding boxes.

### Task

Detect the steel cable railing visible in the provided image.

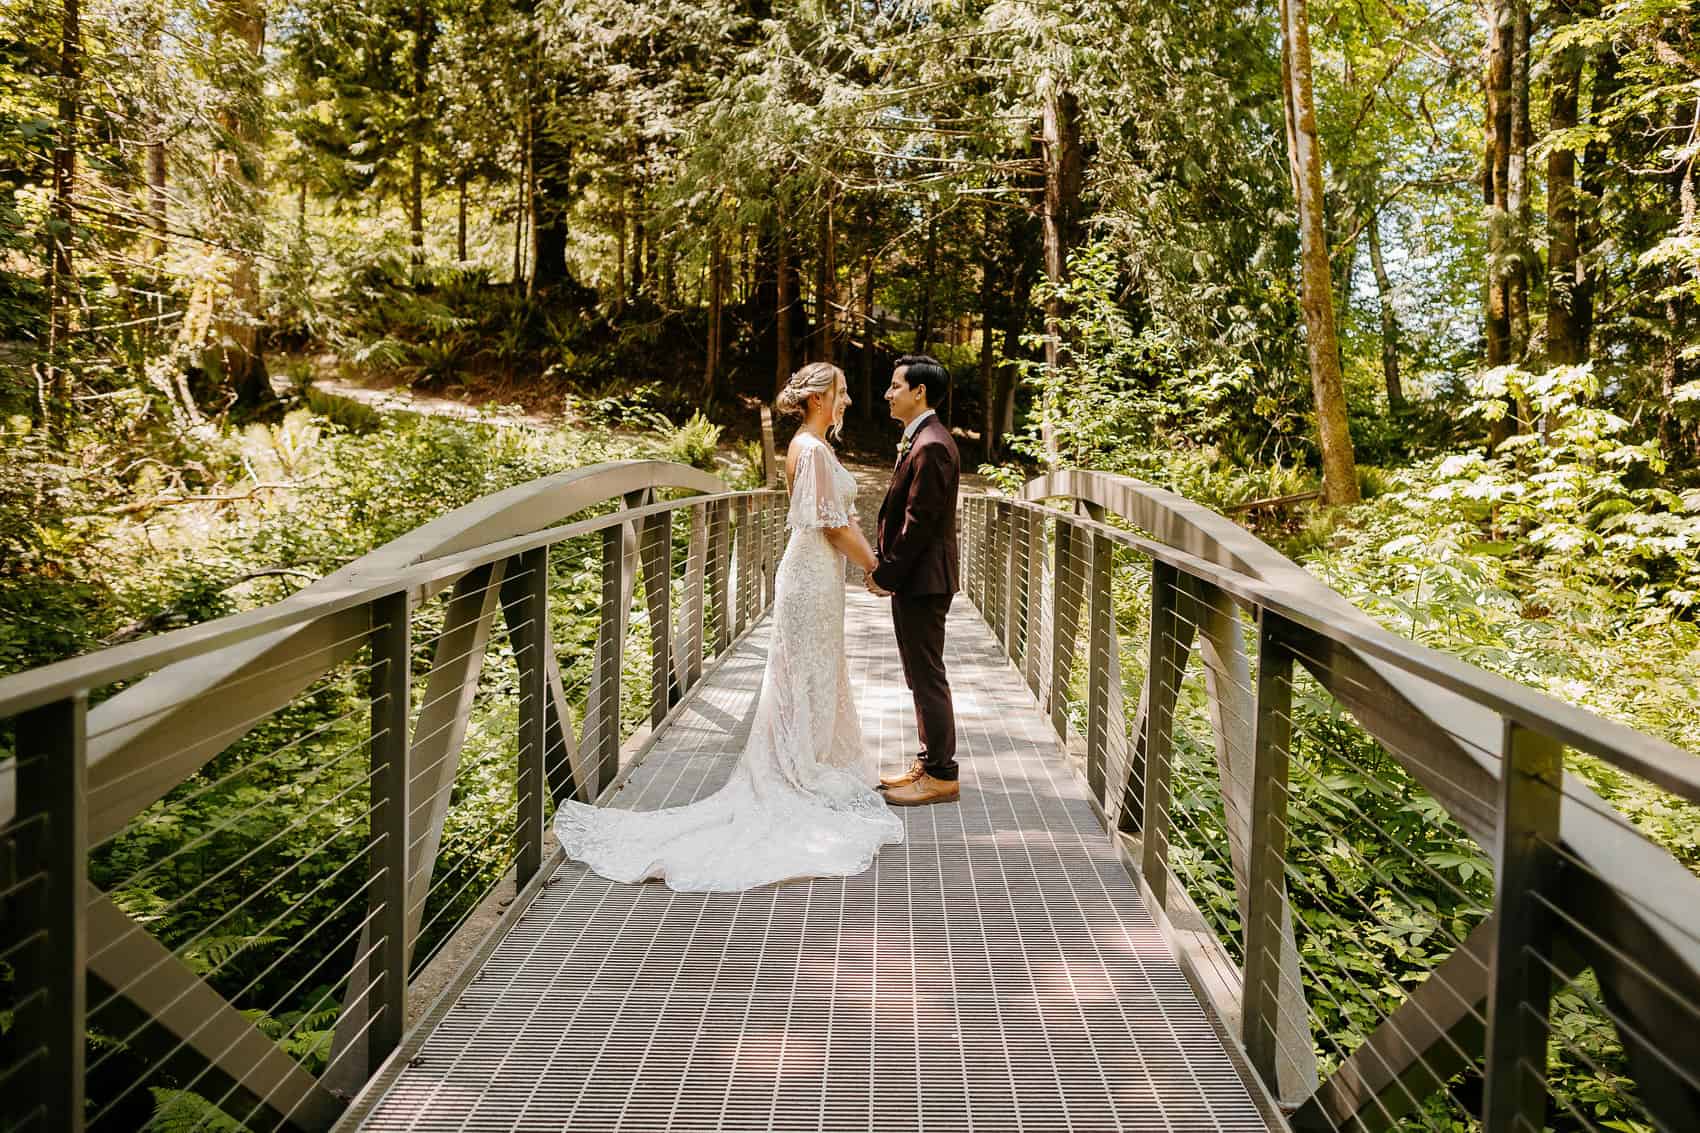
[0,464,786,1133]
[968,482,1700,1133]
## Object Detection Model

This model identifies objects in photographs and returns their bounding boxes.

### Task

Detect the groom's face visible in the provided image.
[885,368,926,425]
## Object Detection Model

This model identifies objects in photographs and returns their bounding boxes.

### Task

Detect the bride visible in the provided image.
[551,362,905,891]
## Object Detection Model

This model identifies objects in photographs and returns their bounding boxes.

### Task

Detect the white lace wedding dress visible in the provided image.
[551,432,905,891]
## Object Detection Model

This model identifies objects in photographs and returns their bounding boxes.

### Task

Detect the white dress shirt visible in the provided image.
[897,409,938,459]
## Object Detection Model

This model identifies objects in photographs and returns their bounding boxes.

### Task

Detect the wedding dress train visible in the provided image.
[551,432,905,891]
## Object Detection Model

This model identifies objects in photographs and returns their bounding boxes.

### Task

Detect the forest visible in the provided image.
[2,0,1699,1125]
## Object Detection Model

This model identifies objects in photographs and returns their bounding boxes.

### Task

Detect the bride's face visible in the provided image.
[832,376,851,426]
[814,376,850,427]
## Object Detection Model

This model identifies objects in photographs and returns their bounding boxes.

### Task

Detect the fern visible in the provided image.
[146,1089,250,1133]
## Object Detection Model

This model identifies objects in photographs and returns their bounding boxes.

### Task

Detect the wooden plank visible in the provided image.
[588,525,628,794]
[707,499,732,654]
[1023,510,1045,698]
[1242,613,1293,1091]
[1084,531,1114,807]
[509,549,550,888]
[85,891,341,1130]
[760,405,780,488]
[13,696,87,1133]
[1049,518,1086,739]
[639,509,675,726]
[1140,560,1188,908]
[366,592,411,1075]
[1483,723,1564,1133]
[1002,505,1021,660]
[682,503,708,691]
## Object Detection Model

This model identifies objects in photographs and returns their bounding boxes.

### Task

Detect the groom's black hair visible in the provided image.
[894,354,950,409]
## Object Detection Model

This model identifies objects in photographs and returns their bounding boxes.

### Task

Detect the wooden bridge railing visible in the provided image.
[962,471,1700,1133]
[0,461,787,1132]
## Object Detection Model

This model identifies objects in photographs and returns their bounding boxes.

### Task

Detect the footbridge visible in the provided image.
[2,460,1697,1132]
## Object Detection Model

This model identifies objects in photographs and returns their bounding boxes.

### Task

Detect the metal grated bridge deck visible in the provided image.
[345,588,1268,1132]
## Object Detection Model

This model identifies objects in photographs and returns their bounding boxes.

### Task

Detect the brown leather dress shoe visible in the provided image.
[878,758,926,791]
[883,774,961,807]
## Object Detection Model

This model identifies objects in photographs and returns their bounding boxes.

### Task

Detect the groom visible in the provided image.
[867,355,961,807]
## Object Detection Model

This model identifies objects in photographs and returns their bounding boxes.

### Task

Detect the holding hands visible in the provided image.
[860,555,893,598]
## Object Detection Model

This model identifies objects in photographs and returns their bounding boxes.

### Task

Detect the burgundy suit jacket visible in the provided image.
[873,414,961,596]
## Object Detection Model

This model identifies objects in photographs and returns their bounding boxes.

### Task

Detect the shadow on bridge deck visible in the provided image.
[340,588,1267,1132]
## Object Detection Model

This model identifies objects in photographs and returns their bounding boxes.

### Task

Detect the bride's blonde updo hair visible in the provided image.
[776,362,846,440]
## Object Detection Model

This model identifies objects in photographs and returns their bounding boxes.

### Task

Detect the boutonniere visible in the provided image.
[896,436,913,461]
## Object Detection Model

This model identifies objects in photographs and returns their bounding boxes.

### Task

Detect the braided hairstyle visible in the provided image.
[775,362,847,441]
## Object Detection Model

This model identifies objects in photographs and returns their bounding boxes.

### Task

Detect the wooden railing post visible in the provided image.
[1483,721,1565,1133]
[766,497,781,609]
[1141,560,1185,907]
[1243,609,1295,1088]
[367,591,411,1074]
[708,498,732,654]
[591,526,625,793]
[683,502,708,691]
[1084,531,1115,806]
[742,498,759,633]
[1048,518,1083,738]
[1023,511,1045,698]
[640,510,675,726]
[1003,505,1023,662]
[979,500,992,612]
[11,694,88,1133]
[510,549,549,887]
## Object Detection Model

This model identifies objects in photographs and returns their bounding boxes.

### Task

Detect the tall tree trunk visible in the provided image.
[512,145,525,288]
[1507,0,1532,361]
[145,18,166,262]
[1483,0,1532,446]
[1367,209,1403,410]
[861,250,876,419]
[704,226,724,399]
[1041,84,1083,466]
[530,106,571,291]
[915,209,935,352]
[1661,114,1696,455]
[1484,0,1514,370]
[42,0,80,437]
[1546,0,1584,367]
[1281,0,1359,505]
[457,174,468,262]
[992,234,1037,463]
[631,181,646,301]
[208,0,273,410]
[776,200,794,391]
[1578,46,1618,356]
[978,247,998,458]
[408,0,428,288]
[614,176,628,316]
[812,192,836,362]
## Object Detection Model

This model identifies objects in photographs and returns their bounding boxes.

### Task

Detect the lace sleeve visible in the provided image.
[787,441,852,530]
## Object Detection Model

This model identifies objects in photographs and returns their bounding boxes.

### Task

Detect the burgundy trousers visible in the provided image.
[890,592,957,781]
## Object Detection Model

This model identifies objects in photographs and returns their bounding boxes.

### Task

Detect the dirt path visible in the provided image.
[308,375,559,431]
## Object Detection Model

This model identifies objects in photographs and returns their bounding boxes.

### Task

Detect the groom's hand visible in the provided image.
[865,575,893,598]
